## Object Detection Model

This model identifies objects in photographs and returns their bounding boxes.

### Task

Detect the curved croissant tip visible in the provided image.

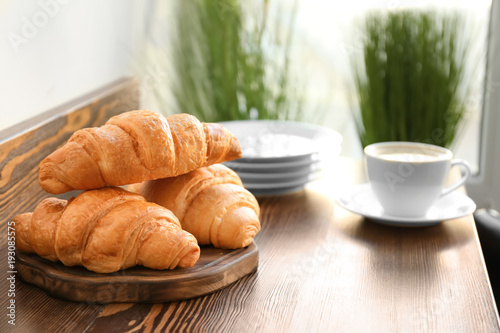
[215,206,260,249]
[237,226,259,248]
[39,155,74,194]
[39,172,73,195]
[13,212,34,253]
[230,136,242,160]
[177,245,201,268]
[218,225,260,250]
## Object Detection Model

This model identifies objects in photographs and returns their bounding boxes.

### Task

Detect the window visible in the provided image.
[285,1,489,169]
[467,0,500,210]
[276,0,494,207]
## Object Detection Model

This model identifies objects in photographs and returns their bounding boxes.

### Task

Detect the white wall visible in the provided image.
[0,0,144,132]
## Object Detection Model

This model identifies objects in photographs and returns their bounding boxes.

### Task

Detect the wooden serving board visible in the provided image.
[16,242,258,304]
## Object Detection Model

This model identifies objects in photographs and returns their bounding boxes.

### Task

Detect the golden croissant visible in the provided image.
[128,164,260,249]
[39,110,242,194]
[13,187,200,273]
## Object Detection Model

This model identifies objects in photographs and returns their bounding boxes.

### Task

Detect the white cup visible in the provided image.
[364,141,471,217]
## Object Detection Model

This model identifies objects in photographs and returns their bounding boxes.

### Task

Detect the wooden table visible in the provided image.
[1,157,498,332]
[1,80,499,332]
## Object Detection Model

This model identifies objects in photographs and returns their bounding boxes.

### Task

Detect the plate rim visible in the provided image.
[219,119,342,161]
[224,158,319,170]
[237,165,321,180]
[243,173,321,190]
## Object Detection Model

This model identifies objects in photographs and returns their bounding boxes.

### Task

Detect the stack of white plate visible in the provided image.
[220,120,342,195]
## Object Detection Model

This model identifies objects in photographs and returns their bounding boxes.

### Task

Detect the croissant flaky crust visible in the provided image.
[129,164,261,249]
[39,110,242,194]
[13,187,200,273]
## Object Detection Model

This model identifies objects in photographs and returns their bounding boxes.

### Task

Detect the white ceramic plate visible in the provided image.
[223,158,320,173]
[219,120,342,163]
[336,183,476,227]
[242,171,321,190]
[249,185,307,196]
[236,164,322,180]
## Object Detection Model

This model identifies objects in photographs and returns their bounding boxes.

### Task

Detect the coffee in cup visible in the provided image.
[364,141,471,217]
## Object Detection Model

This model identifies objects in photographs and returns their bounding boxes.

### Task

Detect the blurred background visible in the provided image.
[0,0,497,208]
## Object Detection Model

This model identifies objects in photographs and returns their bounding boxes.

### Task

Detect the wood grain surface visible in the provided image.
[1,83,499,332]
[85,176,500,333]
[16,243,258,304]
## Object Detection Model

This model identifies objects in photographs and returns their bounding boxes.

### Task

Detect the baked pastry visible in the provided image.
[14,187,200,273]
[128,164,260,249]
[39,110,242,194]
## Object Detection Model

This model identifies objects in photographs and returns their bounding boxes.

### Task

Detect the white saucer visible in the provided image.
[336,183,476,227]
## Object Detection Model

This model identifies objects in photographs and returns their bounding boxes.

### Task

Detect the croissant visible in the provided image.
[128,164,260,249]
[13,187,200,273]
[39,110,242,194]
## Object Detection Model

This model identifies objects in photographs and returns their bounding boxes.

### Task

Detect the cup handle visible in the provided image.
[440,159,471,197]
